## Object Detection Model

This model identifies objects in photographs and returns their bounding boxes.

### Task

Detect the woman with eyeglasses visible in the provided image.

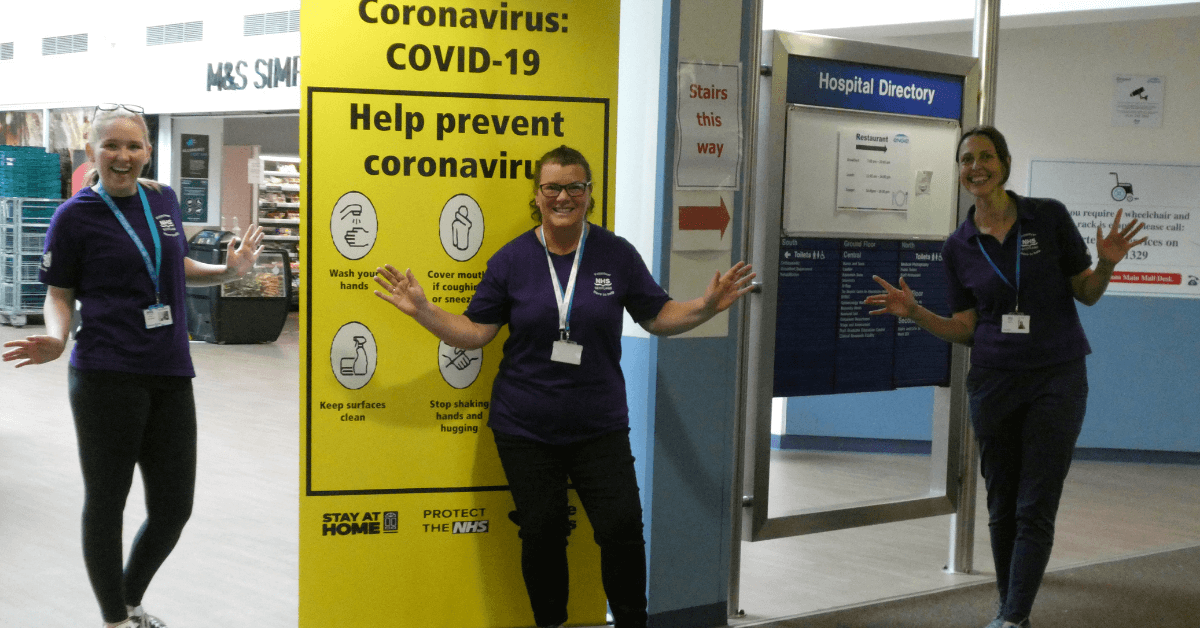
[864,126,1146,628]
[374,144,754,628]
[3,103,264,628]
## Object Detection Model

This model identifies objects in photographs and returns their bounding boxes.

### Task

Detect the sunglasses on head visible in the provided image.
[95,103,145,115]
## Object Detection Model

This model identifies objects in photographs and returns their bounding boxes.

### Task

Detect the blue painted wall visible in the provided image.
[1076,297,1200,452]
[785,387,936,441]
[784,296,1200,455]
[622,335,655,492]
[647,336,740,624]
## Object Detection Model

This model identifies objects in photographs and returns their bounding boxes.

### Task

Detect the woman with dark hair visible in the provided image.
[864,126,1146,628]
[3,103,264,628]
[374,144,754,628]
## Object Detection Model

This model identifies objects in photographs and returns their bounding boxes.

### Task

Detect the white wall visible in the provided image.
[818,15,1200,183]
[0,1,299,114]
[617,0,666,339]
[1000,17,1198,190]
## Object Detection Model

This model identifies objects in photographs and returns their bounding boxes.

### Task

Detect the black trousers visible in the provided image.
[968,358,1088,623]
[68,367,196,623]
[493,429,648,628]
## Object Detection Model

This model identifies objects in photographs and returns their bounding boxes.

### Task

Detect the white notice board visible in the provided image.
[1029,159,1200,298]
[675,62,742,189]
[783,105,960,238]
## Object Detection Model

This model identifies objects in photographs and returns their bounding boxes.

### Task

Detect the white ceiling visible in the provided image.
[765,0,1200,37]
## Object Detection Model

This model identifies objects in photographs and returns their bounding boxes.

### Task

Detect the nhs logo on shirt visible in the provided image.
[593,272,615,296]
[156,214,181,238]
[1021,233,1041,257]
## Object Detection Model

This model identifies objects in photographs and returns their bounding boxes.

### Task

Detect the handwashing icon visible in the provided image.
[331,192,378,261]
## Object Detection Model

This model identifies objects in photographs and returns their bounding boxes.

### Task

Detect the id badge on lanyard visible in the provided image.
[977,225,1029,334]
[1001,312,1030,334]
[97,183,172,329]
[144,304,174,328]
[551,333,584,365]
[542,225,587,365]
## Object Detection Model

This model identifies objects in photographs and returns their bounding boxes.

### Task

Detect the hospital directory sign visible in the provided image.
[787,55,964,120]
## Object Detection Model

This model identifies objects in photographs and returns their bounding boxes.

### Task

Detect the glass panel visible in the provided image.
[766,389,937,517]
[221,251,289,299]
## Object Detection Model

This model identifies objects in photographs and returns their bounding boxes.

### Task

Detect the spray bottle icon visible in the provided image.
[340,336,369,376]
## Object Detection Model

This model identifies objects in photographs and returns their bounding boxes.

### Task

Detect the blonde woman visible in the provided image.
[3,103,263,628]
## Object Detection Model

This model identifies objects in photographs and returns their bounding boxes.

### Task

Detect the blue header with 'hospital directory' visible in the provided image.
[787,56,964,120]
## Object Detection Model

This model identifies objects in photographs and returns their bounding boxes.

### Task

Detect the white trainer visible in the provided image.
[131,611,168,628]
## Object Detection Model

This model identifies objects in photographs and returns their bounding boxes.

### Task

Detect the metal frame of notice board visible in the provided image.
[738,31,980,546]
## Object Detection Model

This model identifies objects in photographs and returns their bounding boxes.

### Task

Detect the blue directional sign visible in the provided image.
[787,56,964,120]
[774,237,952,397]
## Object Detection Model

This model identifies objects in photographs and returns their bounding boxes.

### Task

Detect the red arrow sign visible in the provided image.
[679,197,730,238]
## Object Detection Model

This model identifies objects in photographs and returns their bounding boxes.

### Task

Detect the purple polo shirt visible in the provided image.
[40,185,195,377]
[464,224,670,444]
[943,192,1093,370]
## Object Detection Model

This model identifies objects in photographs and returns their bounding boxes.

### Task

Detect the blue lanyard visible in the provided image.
[97,183,163,301]
[538,223,587,339]
[976,222,1020,311]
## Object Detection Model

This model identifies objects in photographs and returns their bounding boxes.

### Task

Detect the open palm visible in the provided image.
[864,275,918,318]
[703,262,756,314]
[373,264,428,317]
[1096,208,1148,264]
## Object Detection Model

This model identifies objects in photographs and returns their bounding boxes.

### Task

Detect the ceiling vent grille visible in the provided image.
[147,21,203,46]
[244,10,299,36]
[1,42,13,61]
[41,33,88,56]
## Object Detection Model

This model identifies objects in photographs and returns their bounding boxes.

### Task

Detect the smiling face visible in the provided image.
[86,115,151,197]
[958,134,1009,200]
[535,162,591,235]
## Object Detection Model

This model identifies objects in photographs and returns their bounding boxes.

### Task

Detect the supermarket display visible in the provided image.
[186,229,291,344]
[254,155,300,306]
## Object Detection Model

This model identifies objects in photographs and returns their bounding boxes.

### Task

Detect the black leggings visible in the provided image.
[493,429,648,628]
[68,367,196,623]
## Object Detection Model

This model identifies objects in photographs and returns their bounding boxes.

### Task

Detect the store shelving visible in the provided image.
[253,155,300,306]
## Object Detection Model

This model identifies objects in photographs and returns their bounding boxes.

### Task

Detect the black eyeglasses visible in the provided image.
[95,103,145,115]
[538,182,591,198]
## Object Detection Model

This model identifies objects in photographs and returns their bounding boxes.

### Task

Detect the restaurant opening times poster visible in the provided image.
[836,128,914,212]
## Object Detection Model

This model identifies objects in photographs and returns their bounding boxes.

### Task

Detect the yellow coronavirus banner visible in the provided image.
[299,2,620,627]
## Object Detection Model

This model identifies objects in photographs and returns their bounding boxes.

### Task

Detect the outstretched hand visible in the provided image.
[1096,208,1148,265]
[373,264,428,317]
[863,275,918,318]
[702,261,757,314]
[2,335,66,368]
[225,224,265,276]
